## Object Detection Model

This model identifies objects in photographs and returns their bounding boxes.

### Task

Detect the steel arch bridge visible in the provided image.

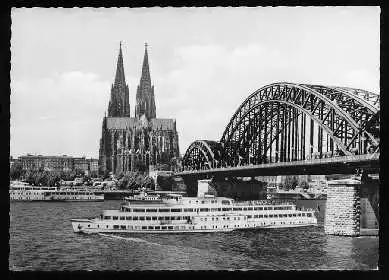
[182,82,380,171]
[182,140,222,170]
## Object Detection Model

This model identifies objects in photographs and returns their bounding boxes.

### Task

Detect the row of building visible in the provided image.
[11,155,99,174]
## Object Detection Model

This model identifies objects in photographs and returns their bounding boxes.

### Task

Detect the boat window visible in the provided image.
[133,209,145,212]
[302,213,306,216]
[248,207,253,211]
[307,213,312,217]
[155,226,160,230]
[162,226,167,230]
[222,200,230,205]
[211,208,217,212]
[142,226,147,230]
[104,216,111,220]
[126,216,132,220]
[148,226,153,230]
[120,216,125,220]
[201,201,205,204]
[269,214,273,218]
[233,207,242,211]
[247,215,252,218]
[158,217,163,220]
[120,225,126,229]
[243,208,247,211]
[222,208,229,211]
[146,217,151,220]
[293,214,296,217]
[184,208,193,212]
[274,214,278,218]
[171,208,182,212]
[168,226,173,230]
[288,214,292,217]
[171,216,176,220]
[264,215,268,218]
[152,217,157,220]
[113,216,118,220]
[146,209,158,212]
[113,225,119,229]
[133,217,138,220]
[298,213,301,217]
[200,208,209,212]
[218,208,221,211]
[259,215,263,218]
[159,209,170,212]
[139,217,145,220]
[268,207,273,210]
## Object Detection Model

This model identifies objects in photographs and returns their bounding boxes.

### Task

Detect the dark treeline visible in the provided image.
[10,161,159,190]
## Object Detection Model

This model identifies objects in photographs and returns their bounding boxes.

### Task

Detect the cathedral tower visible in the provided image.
[135,43,156,120]
[108,42,131,117]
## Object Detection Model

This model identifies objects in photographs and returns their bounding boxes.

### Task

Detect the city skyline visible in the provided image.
[11,7,380,159]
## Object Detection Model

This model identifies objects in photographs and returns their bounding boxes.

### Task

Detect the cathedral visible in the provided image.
[99,43,180,175]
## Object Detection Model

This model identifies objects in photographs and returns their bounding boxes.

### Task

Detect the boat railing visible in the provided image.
[160,220,172,225]
[234,199,296,206]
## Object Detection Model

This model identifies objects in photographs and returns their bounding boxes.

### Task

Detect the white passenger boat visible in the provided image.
[10,181,57,201]
[10,181,104,201]
[71,193,317,234]
[46,189,104,201]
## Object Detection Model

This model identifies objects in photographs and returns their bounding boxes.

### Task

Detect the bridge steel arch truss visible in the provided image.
[182,140,222,170]
[182,82,379,170]
[219,82,379,167]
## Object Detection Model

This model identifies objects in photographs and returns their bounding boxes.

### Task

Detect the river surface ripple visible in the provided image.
[9,201,378,270]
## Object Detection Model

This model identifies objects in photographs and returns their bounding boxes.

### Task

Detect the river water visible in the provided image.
[9,200,378,270]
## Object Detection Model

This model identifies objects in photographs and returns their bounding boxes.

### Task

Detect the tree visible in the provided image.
[300,180,309,191]
[283,176,299,190]
[10,162,24,180]
[143,176,155,190]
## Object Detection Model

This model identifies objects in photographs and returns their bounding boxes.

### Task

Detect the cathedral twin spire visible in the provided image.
[107,42,156,120]
[136,42,156,120]
[114,41,126,87]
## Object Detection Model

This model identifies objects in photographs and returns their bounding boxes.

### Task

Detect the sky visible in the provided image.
[10,7,380,159]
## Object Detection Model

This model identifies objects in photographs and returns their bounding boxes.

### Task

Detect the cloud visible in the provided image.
[156,43,379,154]
[11,71,111,157]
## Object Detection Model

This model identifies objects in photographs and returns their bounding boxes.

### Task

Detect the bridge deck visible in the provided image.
[175,154,379,179]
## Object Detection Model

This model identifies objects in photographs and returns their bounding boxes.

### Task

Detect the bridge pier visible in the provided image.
[183,177,198,197]
[324,178,379,236]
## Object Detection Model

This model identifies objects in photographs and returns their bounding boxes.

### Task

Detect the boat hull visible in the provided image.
[71,219,317,234]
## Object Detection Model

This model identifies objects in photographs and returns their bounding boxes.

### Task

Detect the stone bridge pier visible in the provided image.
[324,177,379,236]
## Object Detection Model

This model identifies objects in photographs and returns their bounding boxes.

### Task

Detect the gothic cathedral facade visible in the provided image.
[99,43,180,175]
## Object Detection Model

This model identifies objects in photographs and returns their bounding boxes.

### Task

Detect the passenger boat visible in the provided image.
[71,193,317,234]
[10,181,104,201]
[46,189,104,201]
[10,181,57,201]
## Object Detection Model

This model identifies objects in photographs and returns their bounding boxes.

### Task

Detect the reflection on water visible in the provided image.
[9,201,378,270]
